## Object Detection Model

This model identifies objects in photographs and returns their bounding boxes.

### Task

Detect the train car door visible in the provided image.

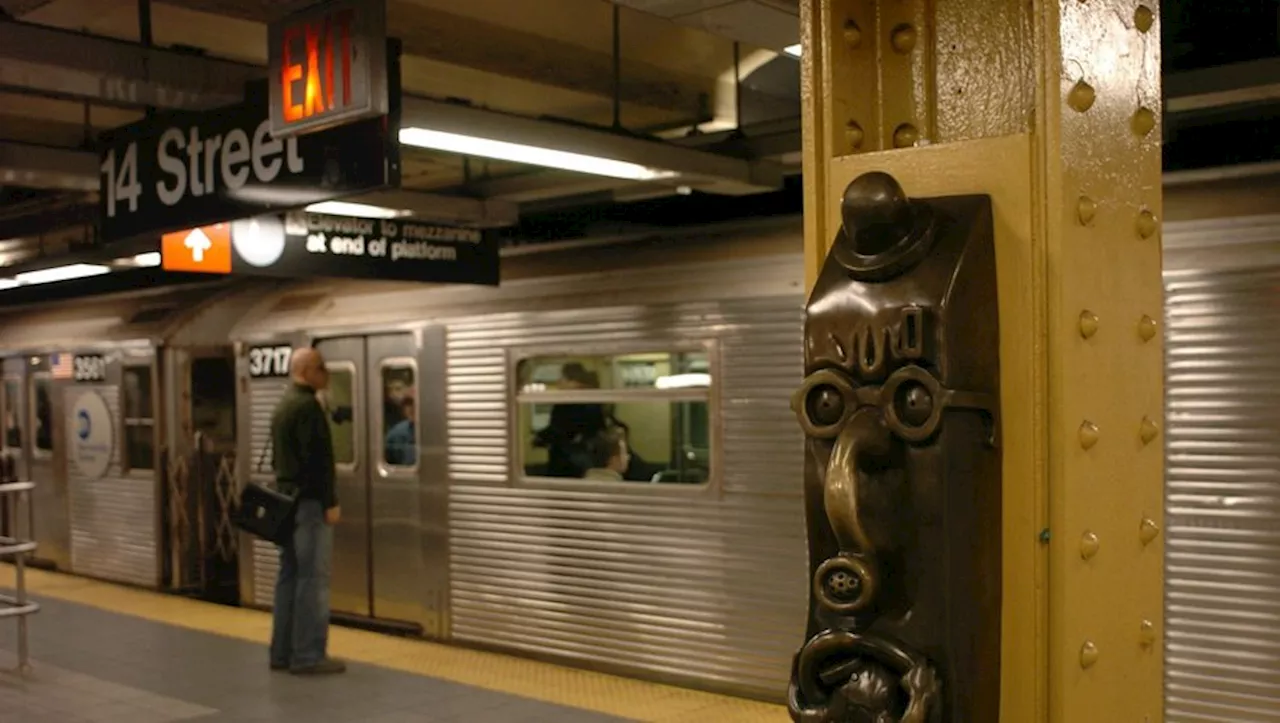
[25,355,68,570]
[313,332,425,632]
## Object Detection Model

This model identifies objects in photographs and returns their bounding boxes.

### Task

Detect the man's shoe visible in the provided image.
[289,658,346,675]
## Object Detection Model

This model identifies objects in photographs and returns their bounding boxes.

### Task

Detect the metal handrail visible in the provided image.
[0,480,38,673]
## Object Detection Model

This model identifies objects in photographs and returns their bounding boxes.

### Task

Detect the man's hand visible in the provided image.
[324,506,341,525]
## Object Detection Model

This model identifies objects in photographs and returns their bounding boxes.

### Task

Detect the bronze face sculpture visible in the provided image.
[788,172,1002,722]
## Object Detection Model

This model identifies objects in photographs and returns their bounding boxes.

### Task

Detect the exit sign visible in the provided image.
[267,0,389,139]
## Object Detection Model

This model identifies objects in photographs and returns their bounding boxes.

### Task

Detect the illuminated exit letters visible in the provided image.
[267,0,389,139]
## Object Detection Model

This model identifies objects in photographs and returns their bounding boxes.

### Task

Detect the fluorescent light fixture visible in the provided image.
[655,373,712,390]
[399,127,679,182]
[784,43,802,58]
[304,201,411,219]
[133,252,161,267]
[0,279,19,290]
[15,263,110,285]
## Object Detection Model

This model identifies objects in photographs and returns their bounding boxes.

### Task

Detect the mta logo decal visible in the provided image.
[77,409,91,440]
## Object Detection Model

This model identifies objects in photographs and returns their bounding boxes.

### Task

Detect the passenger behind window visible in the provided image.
[5,409,19,448]
[385,392,416,466]
[582,429,630,482]
[534,363,606,477]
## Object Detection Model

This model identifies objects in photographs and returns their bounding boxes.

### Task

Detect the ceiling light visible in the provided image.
[400,127,679,182]
[784,44,802,58]
[133,252,161,267]
[304,201,411,219]
[0,279,19,290]
[15,263,110,285]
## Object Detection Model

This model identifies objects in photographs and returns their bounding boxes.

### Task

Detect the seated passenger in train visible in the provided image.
[384,392,417,466]
[582,429,630,482]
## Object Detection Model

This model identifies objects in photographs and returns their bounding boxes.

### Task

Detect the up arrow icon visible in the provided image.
[185,228,213,262]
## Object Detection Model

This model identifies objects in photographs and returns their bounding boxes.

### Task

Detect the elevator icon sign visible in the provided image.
[161,223,232,273]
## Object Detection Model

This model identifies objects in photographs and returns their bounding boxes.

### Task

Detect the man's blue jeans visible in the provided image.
[269,499,332,668]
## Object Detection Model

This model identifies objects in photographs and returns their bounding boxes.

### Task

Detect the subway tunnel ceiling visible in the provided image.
[0,0,1274,281]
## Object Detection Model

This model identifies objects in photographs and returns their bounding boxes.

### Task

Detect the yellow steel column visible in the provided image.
[799,1,1163,721]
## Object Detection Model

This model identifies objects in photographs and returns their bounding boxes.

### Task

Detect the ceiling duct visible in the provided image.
[610,0,799,52]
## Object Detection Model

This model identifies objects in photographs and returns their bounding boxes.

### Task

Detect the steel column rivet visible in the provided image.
[843,19,862,47]
[1080,531,1100,560]
[1140,619,1156,646]
[1138,315,1158,341]
[1132,107,1156,137]
[1077,196,1097,225]
[1080,641,1099,668]
[1140,518,1160,545]
[1135,6,1155,33]
[1079,421,1099,450]
[890,24,917,53]
[1068,80,1096,113]
[1140,416,1159,445]
[1136,209,1158,239]
[1079,311,1099,339]
[892,123,919,148]
[845,121,865,150]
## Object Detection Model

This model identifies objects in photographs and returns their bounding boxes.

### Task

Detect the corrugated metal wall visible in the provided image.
[67,385,157,587]
[445,295,807,698]
[249,379,287,607]
[1164,216,1280,722]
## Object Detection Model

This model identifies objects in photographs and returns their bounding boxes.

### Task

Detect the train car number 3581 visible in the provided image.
[73,354,108,383]
[248,345,293,379]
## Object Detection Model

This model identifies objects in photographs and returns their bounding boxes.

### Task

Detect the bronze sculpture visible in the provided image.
[788,172,1003,722]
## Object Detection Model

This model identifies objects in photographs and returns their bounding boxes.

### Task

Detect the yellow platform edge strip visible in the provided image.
[0,565,787,723]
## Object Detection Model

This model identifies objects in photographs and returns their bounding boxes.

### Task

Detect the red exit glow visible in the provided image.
[280,8,355,123]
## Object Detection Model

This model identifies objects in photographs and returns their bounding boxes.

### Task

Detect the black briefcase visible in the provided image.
[232,482,298,546]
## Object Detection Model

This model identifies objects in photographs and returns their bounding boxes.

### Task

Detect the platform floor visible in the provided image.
[0,566,787,722]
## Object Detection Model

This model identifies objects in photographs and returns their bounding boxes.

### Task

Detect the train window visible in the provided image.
[323,362,357,467]
[3,378,20,450]
[31,374,51,457]
[515,350,713,485]
[122,365,155,472]
[380,360,417,469]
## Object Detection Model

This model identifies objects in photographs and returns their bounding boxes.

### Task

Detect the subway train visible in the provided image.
[0,202,1275,716]
[0,218,807,700]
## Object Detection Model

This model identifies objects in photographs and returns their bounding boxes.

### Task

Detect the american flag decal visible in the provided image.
[50,353,73,380]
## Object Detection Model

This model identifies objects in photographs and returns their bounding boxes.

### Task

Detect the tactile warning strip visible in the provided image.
[0,566,788,722]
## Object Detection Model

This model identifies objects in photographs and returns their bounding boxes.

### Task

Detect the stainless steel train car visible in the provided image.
[0,281,269,588]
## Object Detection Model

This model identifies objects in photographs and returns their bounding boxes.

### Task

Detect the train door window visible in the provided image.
[379,360,417,469]
[30,373,52,458]
[3,378,20,450]
[514,348,714,485]
[323,362,357,468]
[122,365,155,471]
[190,358,236,447]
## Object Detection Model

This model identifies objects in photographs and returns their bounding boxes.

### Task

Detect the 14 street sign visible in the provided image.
[97,92,398,244]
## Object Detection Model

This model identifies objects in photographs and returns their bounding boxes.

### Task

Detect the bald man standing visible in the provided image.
[268,346,345,675]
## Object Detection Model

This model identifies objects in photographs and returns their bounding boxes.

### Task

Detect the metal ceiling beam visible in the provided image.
[0,17,260,110]
[0,141,97,192]
[1165,57,1280,113]
[343,189,520,227]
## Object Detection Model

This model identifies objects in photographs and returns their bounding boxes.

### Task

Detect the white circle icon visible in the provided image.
[69,390,114,479]
[231,216,286,268]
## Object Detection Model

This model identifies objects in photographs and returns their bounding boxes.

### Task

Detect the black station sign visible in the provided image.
[97,94,398,244]
[161,210,499,286]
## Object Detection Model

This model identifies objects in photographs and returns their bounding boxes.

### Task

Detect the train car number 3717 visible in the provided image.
[248,345,293,379]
